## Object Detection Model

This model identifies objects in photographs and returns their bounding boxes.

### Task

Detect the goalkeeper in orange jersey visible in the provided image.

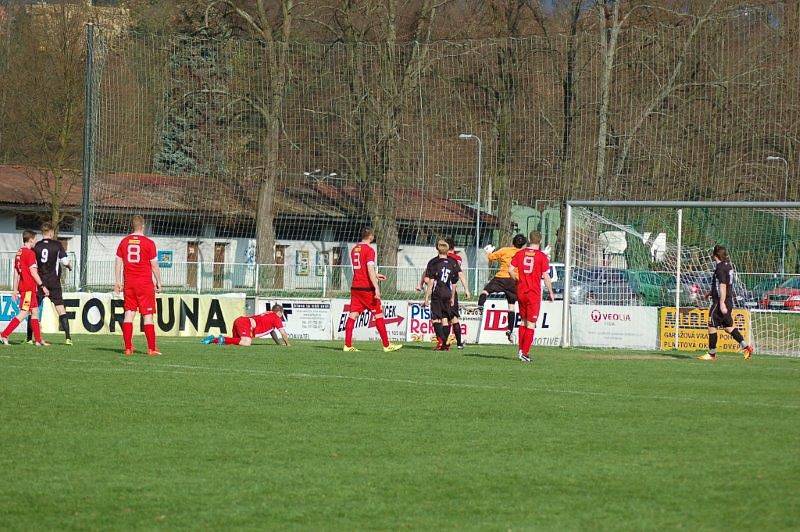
[479,233,527,342]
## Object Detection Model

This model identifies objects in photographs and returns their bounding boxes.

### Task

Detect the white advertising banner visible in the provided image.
[331,299,407,343]
[406,302,481,344]
[405,299,562,346]
[570,305,658,350]
[254,298,332,340]
[35,293,245,337]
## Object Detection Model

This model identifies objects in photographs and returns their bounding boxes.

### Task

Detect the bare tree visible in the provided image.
[0,1,85,233]
[203,0,297,268]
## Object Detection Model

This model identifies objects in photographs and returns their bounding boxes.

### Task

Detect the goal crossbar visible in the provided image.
[561,201,800,350]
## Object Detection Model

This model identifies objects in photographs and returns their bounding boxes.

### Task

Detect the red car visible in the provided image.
[761,277,800,311]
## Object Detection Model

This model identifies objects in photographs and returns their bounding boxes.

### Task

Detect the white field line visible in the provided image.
[0,356,796,411]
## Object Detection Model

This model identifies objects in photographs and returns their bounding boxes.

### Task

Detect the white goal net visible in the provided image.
[562,202,800,357]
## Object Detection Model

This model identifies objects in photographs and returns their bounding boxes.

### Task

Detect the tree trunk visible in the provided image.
[595,1,621,195]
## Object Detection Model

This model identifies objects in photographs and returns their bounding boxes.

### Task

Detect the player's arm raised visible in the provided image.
[367,263,381,300]
[114,256,124,293]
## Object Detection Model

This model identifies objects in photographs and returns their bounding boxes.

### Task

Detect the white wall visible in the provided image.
[0,213,489,291]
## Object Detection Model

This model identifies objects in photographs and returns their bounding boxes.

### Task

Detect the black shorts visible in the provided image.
[709,302,733,328]
[430,295,455,321]
[39,277,64,306]
[482,276,517,303]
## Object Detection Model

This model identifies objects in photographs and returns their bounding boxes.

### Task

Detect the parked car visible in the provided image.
[678,271,758,309]
[569,267,642,306]
[760,277,800,311]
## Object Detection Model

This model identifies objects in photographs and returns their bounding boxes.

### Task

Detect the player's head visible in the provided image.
[712,244,729,263]
[445,237,456,251]
[41,222,54,238]
[528,231,542,247]
[361,228,374,243]
[436,238,449,256]
[271,304,284,317]
[512,233,527,249]
[131,215,146,233]
[22,230,36,246]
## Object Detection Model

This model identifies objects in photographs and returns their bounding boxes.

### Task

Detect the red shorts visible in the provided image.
[348,289,382,314]
[517,291,542,324]
[18,290,38,312]
[124,284,156,315]
[233,316,254,339]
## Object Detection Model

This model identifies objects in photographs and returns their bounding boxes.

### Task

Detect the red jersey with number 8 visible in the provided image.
[511,247,549,296]
[350,243,376,290]
[116,234,157,286]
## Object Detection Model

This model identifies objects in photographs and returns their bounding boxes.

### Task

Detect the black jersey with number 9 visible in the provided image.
[34,238,68,280]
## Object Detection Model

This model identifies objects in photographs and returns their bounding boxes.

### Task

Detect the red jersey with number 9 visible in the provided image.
[116,234,157,286]
[511,247,549,296]
[350,243,376,290]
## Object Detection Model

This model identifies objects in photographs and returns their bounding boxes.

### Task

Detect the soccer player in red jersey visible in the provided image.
[114,215,163,356]
[343,228,402,353]
[509,231,555,363]
[1,230,49,346]
[202,304,290,347]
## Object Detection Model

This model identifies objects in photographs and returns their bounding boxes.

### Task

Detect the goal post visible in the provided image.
[561,200,800,357]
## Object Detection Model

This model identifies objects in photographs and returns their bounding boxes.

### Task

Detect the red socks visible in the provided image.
[1,317,20,339]
[519,326,535,355]
[143,323,157,351]
[122,322,133,350]
[221,337,241,345]
[375,317,389,347]
[344,317,356,347]
[30,318,42,343]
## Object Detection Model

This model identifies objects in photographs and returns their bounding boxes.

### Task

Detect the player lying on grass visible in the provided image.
[1,230,49,346]
[697,245,754,361]
[480,233,526,343]
[202,305,290,347]
[422,238,470,351]
[508,231,554,363]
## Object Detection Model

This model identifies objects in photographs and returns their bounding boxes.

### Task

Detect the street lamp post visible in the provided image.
[459,133,482,295]
[767,156,790,275]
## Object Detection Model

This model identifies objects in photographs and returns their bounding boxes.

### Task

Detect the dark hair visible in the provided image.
[529,231,542,245]
[713,244,729,262]
[445,237,455,250]
[22,230,36,243]
[41,222,54,234]
[272,304,284,313]
[512,234,527,248]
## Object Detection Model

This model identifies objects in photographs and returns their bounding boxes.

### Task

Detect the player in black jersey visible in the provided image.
[698,245,754,361]
[27,222,72,345]
[422,238,470,351]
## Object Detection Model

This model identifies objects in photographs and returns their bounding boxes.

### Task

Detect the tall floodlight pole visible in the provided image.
[459,133,482,295]
[767,156,790,275]
[79,23,96,291]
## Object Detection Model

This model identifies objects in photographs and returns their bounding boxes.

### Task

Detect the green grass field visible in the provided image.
[0,335,798,530]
